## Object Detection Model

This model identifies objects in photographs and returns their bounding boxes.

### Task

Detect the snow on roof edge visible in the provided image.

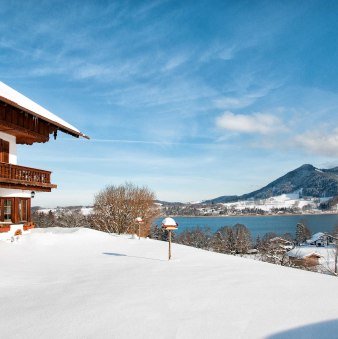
[0,81,89,139]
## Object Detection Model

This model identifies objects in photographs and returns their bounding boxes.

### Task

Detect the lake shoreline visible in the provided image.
[155,214,338,238]
[161,212,338,219]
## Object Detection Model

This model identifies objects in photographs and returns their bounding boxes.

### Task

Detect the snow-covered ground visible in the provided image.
[81,207,94,215]
[1,227,338,339]
[36,208,58,214]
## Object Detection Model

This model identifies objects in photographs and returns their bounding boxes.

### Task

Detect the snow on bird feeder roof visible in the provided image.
[0,81,89,139]
[161,217,178,229]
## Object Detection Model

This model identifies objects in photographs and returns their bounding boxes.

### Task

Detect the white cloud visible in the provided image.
[294,128,338,157]
[216,111,287,134]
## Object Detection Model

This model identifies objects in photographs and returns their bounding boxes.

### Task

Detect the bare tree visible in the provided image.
[92,182,159,236]
[259,233,292,265]
[175,227,212,250]
[211,226,236,254]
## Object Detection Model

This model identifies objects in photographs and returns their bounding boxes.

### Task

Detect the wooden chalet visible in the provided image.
[306,232,335,247]
[288,252,321,268]
[0,81,88,239]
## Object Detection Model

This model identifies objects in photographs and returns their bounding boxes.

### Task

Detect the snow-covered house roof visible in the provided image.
[269,237,292,244]
[0,81,89,139]
[306,232,325,244]
[287,247,322,259]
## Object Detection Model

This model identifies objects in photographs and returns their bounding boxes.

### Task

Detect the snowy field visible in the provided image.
[0,228,337,339]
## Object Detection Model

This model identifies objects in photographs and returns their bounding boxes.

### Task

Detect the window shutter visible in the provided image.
[3,140,9,163]
[0,139,10,163]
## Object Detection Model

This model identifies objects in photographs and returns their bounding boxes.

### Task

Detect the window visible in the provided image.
[0,198,30,223]
[0,139,9,163]
[4,199,12,221]
[18,199,28,222]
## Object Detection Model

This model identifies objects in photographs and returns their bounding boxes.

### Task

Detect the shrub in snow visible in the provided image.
[32,209,90,229]
[175,227,212,250]
[149,224,175,241]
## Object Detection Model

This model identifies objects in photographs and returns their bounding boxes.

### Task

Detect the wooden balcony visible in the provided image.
[0,162,57,192]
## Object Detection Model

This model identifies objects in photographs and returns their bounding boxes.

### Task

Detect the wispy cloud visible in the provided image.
[294,128,338,157]
[68,138,224,147]
[213,85,280,110]
[216,111,287,135]
[213,96,255,110]
[162,54,189,71]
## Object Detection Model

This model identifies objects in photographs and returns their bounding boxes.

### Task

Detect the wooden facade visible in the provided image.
[0,139,9,162]
[0,103,57,144]
[0,81,88,237]
[0,162,56,192]
[0,197,33,233]
[0,197,31,223]
[0,100,55,233]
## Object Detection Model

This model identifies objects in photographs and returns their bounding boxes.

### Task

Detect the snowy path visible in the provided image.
[0,227,337,339]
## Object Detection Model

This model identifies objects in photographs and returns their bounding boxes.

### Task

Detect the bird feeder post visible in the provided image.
[161,218,178,260]
[135,217,143,240]
[168,229,172,260]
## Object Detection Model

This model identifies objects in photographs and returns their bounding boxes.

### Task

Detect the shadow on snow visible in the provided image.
[102,252,166,261]
[267,319,338,339]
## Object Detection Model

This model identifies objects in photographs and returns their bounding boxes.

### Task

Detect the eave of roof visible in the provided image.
[0,81,89,139]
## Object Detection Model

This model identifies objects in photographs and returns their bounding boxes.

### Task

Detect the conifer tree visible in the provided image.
[233,224,251,254]
[296,222,311,244]
[224,226,236,253]
[255,235,261,249]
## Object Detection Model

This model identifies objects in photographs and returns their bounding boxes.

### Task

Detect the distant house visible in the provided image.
[288,251,321,268]
[306,232,335,247]
[269,237,294,251]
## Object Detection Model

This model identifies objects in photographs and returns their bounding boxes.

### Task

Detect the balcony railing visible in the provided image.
[0,162,57,191]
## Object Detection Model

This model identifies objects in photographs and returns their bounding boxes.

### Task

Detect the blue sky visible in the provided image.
[1,0,338,206]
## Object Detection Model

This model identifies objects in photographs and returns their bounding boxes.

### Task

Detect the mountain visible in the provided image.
[206,164,338,204]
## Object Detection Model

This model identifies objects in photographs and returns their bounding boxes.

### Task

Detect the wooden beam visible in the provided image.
[0,183,53,192]
[0,177,56,188]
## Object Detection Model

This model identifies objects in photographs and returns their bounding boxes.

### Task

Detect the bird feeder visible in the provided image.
[135,217,143,240]
[161,217,178,260]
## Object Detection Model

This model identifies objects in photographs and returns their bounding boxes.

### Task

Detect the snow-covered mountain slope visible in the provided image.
[221,192,331,212]
[0,228,337,339]
[207,164,338,203]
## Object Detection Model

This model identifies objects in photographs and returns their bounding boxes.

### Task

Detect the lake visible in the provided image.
[155,214,338,240]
